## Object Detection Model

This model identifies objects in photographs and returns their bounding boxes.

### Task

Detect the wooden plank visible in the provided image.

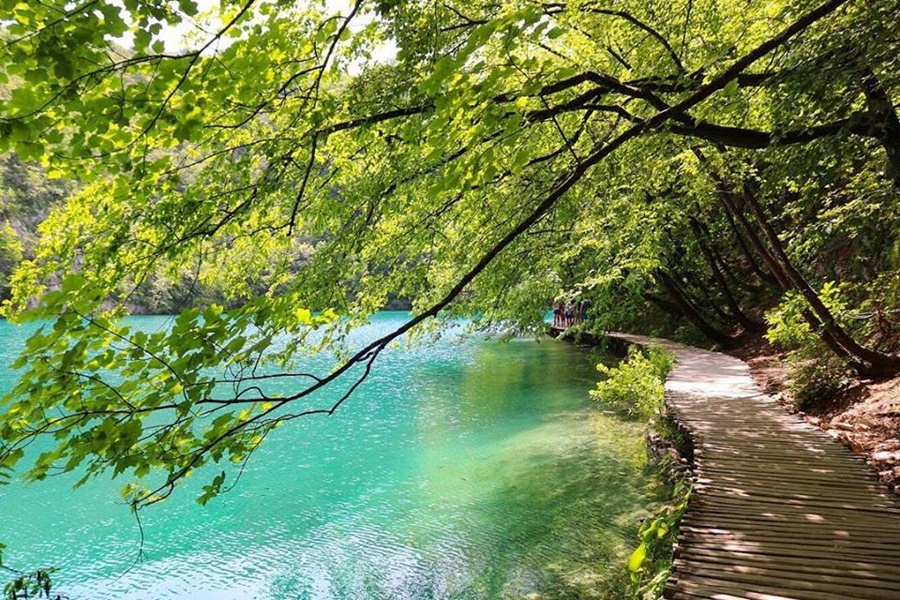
[689,490,900,513]
[672,553,900,582]
[677,527,900,555]
[676,533,900,560]
[667,577,886,600]
[674,545,900,571]
[681,514,900,536]
[671,558,900,591]
[675,539,900,566]
[694,468,891,491]
[696,455,876,473]
[671,564,900,598]
[689,485,900,511]
[607,333,900,599]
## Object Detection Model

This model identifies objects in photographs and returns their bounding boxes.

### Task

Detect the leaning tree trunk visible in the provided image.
[662,227,733,324]
[719,196,777,286]
[702,217,765,294]
[724,185,853,361]
[642,291,685,318]
[859,66,900,189]
[724,190,793,290]
[742,187,900,376]
[692,147,782,288]
[654,268,735,347]
[689,215,764,332]
[694,151,855,361]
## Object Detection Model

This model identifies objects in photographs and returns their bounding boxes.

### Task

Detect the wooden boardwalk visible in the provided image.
[606,333,900,600]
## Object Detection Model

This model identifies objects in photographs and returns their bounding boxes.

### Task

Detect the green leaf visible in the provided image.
[723,79,739,97]
[627,542,647,572]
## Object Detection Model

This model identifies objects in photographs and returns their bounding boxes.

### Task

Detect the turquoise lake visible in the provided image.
[0,313,660,599]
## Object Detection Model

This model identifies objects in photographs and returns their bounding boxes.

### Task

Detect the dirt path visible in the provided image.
[611,333,900,600]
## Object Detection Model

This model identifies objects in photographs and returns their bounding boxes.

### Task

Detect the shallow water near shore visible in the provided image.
[0,313,661,599]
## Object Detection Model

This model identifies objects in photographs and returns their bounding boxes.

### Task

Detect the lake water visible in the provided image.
[0,313,660,599]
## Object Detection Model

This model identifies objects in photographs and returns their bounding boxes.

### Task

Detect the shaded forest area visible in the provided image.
[0,154,69,301]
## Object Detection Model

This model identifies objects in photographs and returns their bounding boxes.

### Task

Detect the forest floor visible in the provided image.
[728,338,900,494]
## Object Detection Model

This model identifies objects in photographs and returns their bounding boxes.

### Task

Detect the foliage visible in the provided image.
[0,543,56,600]
[2,291,338,506]
[766,282,851,347]
[591,345,684,599]
[0,154,72,223]
[0,0,896,536]
[785,354,851,410]
[591,347,674,420]
[1,569,56,600]
[0,222,22,299]
[625,482,691,600]
[589,344,684,599]
[0,0,897,594]
[0,153,74,300]
[766,283,852,407]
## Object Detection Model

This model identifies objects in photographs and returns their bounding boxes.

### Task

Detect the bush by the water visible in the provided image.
[625,481,691,599]
[591,346,674,419]
[591,346,682,600]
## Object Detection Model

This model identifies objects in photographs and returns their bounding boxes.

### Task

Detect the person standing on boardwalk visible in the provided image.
[581,298,592,322]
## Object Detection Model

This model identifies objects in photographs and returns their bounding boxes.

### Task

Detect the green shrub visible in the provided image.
[592,345,682,599]
[590,346,674,420]
[765,284,851,410]
[784,355,850,411]
[626,482,691,600]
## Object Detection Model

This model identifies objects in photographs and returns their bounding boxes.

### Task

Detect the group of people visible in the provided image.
[551,298,592,328]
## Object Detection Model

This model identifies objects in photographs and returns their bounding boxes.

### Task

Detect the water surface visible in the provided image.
[0,313,660,599]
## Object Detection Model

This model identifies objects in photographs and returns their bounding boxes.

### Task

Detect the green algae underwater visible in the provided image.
[0,313,664,599]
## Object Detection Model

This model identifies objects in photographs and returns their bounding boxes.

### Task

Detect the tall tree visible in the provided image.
[2,0,898,516]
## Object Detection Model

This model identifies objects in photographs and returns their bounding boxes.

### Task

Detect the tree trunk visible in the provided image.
[662,228,733,324]
[719,188,792,291]
[711,242,748,290]
[693,150,858,362]
[690,148,780,287]
[719,196,778,286]
[672,257,734,324]
[642,291,685,317]
[859,66,900,188]
[742,186,900,376]
[654,269,735,347]
[689,215,764,332]
[705,221,761,293]
[722,184,852,360]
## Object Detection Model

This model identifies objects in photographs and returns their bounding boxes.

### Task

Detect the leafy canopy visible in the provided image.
[1,0,894,508]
